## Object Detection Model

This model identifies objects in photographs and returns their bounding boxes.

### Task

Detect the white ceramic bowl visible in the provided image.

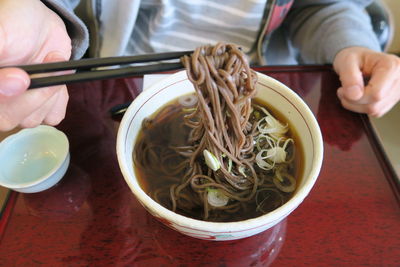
[0,125,70,193]
[117,70,323,241]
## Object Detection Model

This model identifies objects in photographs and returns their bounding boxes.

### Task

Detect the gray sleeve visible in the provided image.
[41,0,89,59]
[286,0,381,64]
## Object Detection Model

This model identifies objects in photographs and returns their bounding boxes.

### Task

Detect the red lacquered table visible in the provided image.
[0,66,399,267]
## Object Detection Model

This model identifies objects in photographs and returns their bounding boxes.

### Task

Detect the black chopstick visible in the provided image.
[1,50,191,89]
[18,50,191,74]
[29,62,183,89]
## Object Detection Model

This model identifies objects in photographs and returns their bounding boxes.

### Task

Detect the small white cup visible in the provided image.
[0,125,70,193]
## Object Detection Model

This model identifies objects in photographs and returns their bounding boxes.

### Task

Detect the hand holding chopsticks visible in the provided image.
[4,51,191,89]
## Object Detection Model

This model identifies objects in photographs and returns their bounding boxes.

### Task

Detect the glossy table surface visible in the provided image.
[0,66,399,266]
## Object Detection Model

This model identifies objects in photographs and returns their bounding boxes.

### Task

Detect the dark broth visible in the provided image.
[133,93,304,222]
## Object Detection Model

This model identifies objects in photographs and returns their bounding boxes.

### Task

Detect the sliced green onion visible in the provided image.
[238,166,247,177]
[256,149,275,170]
[179,94,198,107]
[182,107,197,113]
[203,149,221,171]
[273,172,296,193]
[207,188,229,207]
[255,105,288,140]
[267,146,287,163]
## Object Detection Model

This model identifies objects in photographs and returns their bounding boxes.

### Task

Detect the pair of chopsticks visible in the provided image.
[6,51,191,89]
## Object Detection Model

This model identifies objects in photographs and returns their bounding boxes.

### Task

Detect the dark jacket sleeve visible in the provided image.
[41,0,89,59]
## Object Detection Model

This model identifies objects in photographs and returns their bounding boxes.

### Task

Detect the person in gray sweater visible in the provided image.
[0,0,399,131]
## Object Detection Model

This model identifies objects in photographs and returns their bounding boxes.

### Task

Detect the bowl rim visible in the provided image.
[117,70,323,233]
[0,125,70,189]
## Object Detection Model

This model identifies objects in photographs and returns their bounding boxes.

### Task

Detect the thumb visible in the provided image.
[0,68,30,100]
[334,54,365,101]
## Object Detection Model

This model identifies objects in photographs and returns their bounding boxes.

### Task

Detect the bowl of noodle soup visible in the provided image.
[117,44,323,241]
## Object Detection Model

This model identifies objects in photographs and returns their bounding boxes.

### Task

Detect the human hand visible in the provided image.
[333,47,400,117]
[0,0,72,131]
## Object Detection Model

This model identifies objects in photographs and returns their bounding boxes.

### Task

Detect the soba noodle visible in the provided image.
[134,43,297,221]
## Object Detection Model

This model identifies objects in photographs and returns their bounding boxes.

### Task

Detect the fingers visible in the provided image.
[334,51,365,101]
[0,68,30,100]
[0,51,70,131]
[334,47,400,116]
[0,85,60,131]
[342,55,400,116]
[43,85,69,125]
[20,85,68,127]
[0,0,73,131]
[337,78,400,117]
[362,54,400,102]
